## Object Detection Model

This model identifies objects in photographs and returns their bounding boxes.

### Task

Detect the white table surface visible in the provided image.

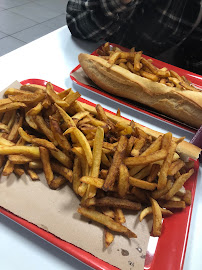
[0,26,201,270]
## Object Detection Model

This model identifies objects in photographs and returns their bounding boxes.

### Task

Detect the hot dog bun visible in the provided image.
[78,53,202,129]
[80,102,201,161]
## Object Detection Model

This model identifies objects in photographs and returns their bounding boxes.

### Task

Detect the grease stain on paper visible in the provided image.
[136,246,142,253]
[140,254,146,259]
[121,249,129,256]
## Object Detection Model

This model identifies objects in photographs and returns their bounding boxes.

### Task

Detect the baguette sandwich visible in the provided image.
[78,49,202,129]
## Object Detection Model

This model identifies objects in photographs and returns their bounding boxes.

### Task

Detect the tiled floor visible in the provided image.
[0,0,67,57]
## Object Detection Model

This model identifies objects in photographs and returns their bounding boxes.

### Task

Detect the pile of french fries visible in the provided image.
[0,82,194,247]
[97,42,200,92]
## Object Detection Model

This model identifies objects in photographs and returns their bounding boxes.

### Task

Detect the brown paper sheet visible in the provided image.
[0,81,152,270]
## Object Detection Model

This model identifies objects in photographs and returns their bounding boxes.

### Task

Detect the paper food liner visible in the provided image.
[0,81,153,270]
[71,66,199,131]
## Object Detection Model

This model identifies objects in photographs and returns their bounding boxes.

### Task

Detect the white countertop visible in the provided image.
[0,26,201,270]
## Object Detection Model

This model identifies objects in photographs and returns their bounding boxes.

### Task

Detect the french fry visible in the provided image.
[131,137,145,157]
[49,176,67,190]
[64,91,81,106]
[125,135,135,156]
[133,135,162,161]
[51,161,73,183]
[180,81,200,92]
[66,127,93,167]
[134,51,142,71]
[147,164,160,182]
[119,52,136,60]
[25,114,38,130]
[49,116,71,151]
[84,197,141,210]
[0,137,15,146]
[13,165,25,177]
[170,70,183,82]
[182,190,192,205]
[104,228,114,248]
[2,110,15,125]
[26,168,39,181]
[8,155,32,164]
[80,176,104,188]
[118,164,129,198]
[108,51,121,65]
[0,146,40,158]
[46,82,69,108]
[150,197,162,236]
[125,149,167,166]
[129,177,157,191]
[139,70,159,82]
[78,207,137,238]
[164,169,194,200]
[31,138,57,151]
[134,164,152,180]
[26,102,43,116]
[161,132,172,150]
[114,208,126,224]
[20,84,46,92]
[151,179,173,199]
[139,206,172,222]
[96,104,115,132]
[158,200,186,209]
[72,111,89,123]
[2,160,14,176]
[57,88,71,99]
[119,62,129,70]
[50,148,72,169]
[39,147,54,186]
[103,136,127,191]
[0,102,26,113]
[141,57,157,74]
[72,147,89,178]
[8,92,45,104]
[101,207,115,219]
[7,114,23,142]
[5,88,34,96]
[42,95,52,109]
[72,157,82,195]
[86,126,104,198]
[101,152,111,167]
[156,68,170,77]
[168,159,185,176]
[34,115,57,145]
[130,187,148,204]
[29,160,43,169]
[157,141,176,190]
[116,108,121,117]
[18,127,32,143]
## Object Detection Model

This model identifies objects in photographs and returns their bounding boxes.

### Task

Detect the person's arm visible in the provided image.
[66,0,138,42]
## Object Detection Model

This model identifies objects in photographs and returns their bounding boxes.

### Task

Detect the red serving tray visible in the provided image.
[0,78,200,270]
[70,43,202,132]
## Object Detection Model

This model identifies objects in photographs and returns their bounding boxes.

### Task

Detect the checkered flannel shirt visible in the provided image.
[66,0,202,73]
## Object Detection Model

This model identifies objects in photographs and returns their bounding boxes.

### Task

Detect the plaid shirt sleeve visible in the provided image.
[66,0,141,41]
[66,0,202,74]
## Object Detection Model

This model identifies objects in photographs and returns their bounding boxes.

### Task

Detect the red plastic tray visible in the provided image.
[0,78,200,270]
[70,43,202,132]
